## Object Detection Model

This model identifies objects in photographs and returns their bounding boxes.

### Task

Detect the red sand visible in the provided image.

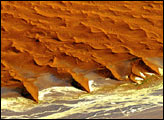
[1,1,163,102]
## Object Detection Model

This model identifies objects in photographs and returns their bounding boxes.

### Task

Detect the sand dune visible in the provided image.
[1,1,163,102]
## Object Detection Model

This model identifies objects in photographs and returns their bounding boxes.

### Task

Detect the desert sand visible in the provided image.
[1,1,163,102]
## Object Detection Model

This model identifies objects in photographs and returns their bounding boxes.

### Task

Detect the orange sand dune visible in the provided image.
[1,1,163,102]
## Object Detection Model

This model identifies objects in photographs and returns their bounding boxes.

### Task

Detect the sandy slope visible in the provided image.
[1,1,163,102]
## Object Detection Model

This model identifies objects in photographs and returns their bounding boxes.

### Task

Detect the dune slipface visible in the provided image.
[1,1,163,102]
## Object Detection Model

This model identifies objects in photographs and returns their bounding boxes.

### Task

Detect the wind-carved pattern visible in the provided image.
[1,1,163,115]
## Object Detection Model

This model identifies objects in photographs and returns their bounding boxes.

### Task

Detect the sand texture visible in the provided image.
[1,1,163,103]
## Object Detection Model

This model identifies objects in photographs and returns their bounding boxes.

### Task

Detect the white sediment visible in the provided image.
[88,80,94,92]
[1,75,163,119]
[140,72,146,78]
[158,68,163,76]
[135,77,144,81]
[144,72,155,76]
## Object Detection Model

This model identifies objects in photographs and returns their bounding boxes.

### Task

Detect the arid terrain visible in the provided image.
[1,1,163,119]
